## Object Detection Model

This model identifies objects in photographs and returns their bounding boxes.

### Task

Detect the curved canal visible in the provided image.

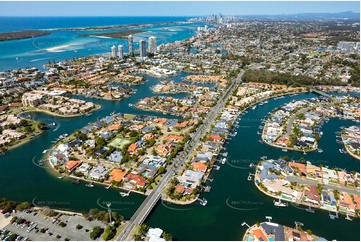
[145,92,360,241]
[0,85,359,240]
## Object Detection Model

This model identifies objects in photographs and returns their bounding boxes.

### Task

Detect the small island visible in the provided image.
[0,30,51,41]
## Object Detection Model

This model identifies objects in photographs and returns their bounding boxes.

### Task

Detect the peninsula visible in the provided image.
[0,30,51,41]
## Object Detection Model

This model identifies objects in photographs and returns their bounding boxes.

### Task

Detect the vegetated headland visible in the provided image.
[0,30,51,41]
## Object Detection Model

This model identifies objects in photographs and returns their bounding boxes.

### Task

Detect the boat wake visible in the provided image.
[30,57,53,62]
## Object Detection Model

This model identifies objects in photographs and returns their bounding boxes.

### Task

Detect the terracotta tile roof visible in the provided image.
[126,173,147,187]
[252,228,268,241]
[66,160,82,171]
[109,169,127,182]
[175,184,185,194]
[191,162,208,172]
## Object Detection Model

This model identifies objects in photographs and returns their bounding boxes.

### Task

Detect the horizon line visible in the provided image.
[0,11,359,17]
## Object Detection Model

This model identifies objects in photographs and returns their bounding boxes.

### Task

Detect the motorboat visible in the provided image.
[273,199,288,207]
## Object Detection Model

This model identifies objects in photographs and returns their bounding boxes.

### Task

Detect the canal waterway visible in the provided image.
[0,78,359,240]
[145,92,360,241]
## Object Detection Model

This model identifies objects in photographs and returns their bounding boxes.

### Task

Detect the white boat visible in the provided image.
[199,198,207,206]
[273,199,288,207]
[282,148,288,152]
[120,191,130,197]
[317,149,323,153]
[221,158,226,164]
[86,182,94,188]
[42,150,48,154]
[306,206,315,213]
[252,106,257,110]
[212,165,220,170]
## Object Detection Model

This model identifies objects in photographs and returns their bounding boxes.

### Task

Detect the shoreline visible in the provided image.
[17,105,101,118]
[341,134,360,160]
[3,129,44,153]
[0,117,45,153]
[253,168,358,218]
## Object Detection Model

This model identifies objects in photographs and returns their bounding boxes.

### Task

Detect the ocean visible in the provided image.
[0,16,204,71]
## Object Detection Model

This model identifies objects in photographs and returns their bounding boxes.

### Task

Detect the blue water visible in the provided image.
[0,17,206,71]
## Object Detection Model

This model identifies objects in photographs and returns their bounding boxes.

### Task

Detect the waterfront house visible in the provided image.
[338,193,356,215]
[303,186,320,205]
[249,228,268,241]
[191,162,208,172]
[109,169,127,182]
[66,160,82,172]
[147,228,165,242]
[209,134,222,143]
[262,179,301,201]
[125,173,147,188]
[321,167,339,185]
[67,139,82,149]
[288,162,306,176]
[175,184,185,194]
[177,170,204,188]
[305,163,322,181]
[89,165,109,180]
[77,163,91,174]
[260,222,285,241]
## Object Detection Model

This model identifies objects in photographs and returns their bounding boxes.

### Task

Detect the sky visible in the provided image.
[0,1,359,17]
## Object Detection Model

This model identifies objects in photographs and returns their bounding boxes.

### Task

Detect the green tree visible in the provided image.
[162,232,173,241]
[103,225,116,241]
[16,202,31,211]
[90,226,104,240]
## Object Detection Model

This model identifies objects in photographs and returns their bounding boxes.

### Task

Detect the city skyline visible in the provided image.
[0,1,359,17]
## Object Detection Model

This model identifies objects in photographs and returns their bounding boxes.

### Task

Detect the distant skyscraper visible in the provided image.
[148,36,157,54]
[118,45,124,59]
[139,39,147,57]
[111,45,117,58]
[128,35,134,56]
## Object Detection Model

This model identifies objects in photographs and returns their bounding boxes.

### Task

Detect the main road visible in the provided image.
[116,70,245,241]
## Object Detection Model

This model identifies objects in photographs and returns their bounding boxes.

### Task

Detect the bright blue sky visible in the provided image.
[0,1,359,16]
